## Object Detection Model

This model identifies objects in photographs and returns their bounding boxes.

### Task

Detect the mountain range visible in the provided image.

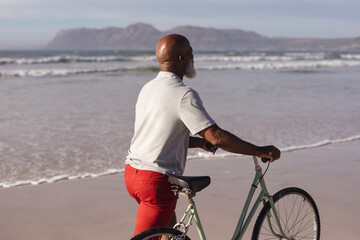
[47,23,360,51]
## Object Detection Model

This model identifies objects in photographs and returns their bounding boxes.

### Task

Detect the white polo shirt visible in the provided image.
[125,71,215,175]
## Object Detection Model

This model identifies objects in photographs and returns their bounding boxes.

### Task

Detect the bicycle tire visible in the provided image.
[251,187,320,240]
[131,227,191,240]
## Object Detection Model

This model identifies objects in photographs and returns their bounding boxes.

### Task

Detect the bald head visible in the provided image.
[155,34,194,79]
[156,34,191,64]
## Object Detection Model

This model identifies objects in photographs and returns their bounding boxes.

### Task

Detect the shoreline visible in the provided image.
[0,140,359,239]
[2,135,360,189]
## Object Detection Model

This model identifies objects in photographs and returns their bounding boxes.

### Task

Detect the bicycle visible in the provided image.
[131,156,321,240]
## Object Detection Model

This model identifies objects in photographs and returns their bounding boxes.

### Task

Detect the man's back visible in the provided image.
[126,71,214,175]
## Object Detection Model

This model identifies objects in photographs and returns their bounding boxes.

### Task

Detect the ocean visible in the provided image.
[1,50,360,188]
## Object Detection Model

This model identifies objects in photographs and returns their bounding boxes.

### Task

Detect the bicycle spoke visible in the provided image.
[293,196,309,232]
[293,208,313,235]
[277,197,290,234]
[286,195,307,235]
[253,188,320,240]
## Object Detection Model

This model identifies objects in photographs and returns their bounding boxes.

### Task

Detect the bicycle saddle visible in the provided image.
[168,175,211,193]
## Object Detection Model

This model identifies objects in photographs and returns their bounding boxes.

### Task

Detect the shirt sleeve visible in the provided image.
[179,89,216,135]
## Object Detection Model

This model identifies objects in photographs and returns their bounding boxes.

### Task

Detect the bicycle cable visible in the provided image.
[255,162,270,187]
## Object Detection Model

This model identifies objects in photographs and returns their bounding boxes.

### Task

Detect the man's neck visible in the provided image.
[159,64,184,80]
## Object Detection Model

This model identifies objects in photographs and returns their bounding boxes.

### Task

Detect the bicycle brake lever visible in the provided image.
[261,158,270,163]
[212,148,217,155]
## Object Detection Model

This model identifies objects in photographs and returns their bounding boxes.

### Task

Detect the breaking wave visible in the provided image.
[1,52,360,65]
[1,59,359,78]
[0,66,160,77]
[0,55,157,65]
[199,60,360,70]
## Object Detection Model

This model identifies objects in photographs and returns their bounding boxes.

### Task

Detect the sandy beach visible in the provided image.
[1,140,359,240]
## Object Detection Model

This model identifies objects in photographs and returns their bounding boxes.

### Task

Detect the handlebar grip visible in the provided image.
[205,142,217,154]
[205,142,213,149]
[261,158,270,163]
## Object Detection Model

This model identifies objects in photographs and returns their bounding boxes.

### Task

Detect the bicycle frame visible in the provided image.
[174,156,290,240]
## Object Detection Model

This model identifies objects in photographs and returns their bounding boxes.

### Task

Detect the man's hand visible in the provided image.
[257,145,281,162]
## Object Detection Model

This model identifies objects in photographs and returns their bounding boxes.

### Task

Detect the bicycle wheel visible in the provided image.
[252,187,320,240]
[131,227,191,240]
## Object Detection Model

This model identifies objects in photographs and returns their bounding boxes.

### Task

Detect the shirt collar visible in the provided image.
[157,71,183,83]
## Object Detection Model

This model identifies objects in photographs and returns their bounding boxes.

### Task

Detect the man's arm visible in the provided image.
[197,124,281,162]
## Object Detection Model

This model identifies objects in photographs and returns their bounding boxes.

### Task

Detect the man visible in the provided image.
[125,34,281,236]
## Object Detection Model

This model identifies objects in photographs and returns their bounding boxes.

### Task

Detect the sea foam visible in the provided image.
[0,169,123,188]
[1,135,359,189]
[0,55,131,65]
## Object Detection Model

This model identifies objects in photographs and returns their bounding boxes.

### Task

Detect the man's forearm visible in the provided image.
[198,125,260,156]
[218,130,261,156]
[198,124,280,161]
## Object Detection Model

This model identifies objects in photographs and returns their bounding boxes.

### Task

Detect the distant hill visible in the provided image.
[47,23,360,51]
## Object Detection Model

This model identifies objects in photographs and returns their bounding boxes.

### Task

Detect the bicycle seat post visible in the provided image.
[253,156,262,172]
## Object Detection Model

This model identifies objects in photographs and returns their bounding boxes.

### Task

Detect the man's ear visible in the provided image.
[178,55,184,62]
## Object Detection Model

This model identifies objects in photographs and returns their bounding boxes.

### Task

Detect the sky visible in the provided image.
[0,0,359,49]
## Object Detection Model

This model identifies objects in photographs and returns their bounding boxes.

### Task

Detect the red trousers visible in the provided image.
[124,164,178,235]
